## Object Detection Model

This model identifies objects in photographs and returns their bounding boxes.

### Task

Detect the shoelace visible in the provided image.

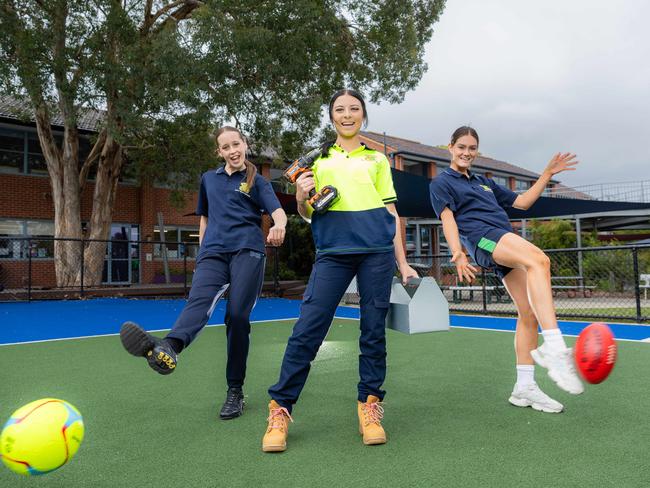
[267,407,293,432]
[224,391,243,409]
[361,402,384,426]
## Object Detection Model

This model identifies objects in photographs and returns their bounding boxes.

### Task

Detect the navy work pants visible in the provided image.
[166,250,265,388]
[268,251,395,412]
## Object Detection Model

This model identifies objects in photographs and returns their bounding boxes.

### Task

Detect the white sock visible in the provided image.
[541,327,567,352]
[516,365,535,388]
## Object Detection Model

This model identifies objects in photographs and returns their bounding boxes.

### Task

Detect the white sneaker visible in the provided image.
[531,343,584,395]
[509,383,564,413]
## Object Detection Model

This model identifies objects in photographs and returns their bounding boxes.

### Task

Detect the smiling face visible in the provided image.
[448,134,479,174]
[216,130,247,173]
[330,93,365,139]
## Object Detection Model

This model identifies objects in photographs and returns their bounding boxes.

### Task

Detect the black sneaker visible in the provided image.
[120,322,177,375]
[219,388,245,420]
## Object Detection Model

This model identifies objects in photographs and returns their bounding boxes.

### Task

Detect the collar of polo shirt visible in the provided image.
[445,167,479,180]
[330,142,369,157]
[216,166,246,175]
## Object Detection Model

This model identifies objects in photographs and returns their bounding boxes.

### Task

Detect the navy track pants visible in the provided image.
[166,249,265,388]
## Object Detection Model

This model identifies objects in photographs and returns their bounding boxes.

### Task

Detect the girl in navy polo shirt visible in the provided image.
[120,126,287,420]
[261,89,419,452]
[429,126,582,414]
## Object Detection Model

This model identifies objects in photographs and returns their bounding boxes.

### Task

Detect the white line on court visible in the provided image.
[2,314,648,346]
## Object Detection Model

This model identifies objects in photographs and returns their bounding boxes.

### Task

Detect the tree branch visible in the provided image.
[141,0,201,35]
[79,128,107,191]
[152,1,203,34]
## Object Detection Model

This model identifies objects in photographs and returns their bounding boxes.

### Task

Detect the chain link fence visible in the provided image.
[346,245,650,323]
[0,236,281,301]
[1,236,649,322]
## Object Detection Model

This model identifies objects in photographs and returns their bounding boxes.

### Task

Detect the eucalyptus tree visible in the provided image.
[0,0,445,286]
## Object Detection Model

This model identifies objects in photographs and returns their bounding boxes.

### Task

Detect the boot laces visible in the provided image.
[267,407,293,432]
[362,401,384,426]
[224,389,242,409]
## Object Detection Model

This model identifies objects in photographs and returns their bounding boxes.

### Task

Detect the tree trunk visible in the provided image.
[82,136,123,286]
[34,104,84,287]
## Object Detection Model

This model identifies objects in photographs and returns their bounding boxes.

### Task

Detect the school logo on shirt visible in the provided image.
[364,153,380,162]
[479,184,493,193]
[238,181,250,194]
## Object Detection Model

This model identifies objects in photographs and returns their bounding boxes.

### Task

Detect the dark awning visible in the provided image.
[275,168,650,220]
[389,169,650,219]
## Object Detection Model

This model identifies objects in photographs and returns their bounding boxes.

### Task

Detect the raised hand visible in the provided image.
[451,251,478,284]
[545,152,579,176]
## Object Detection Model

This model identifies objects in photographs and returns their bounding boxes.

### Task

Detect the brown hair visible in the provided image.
[450,126,479,146]
[215,126,257,190]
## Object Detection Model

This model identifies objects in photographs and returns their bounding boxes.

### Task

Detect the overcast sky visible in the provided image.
[366,0,650,189]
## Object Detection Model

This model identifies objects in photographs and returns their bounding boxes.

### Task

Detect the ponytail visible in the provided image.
[244,159,257,191]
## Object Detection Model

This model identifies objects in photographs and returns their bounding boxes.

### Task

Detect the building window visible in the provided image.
[153,227,200,259]
[0,128,25,173]
[0,219,54,259]
[515,179,531,191]
[0,126,95,176]
[493,175,508,187]
[402,160,427,177]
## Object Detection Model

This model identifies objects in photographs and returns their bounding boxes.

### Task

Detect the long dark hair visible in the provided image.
[320,88,369,156]
[450,126,479,146]
[215,126,257,190]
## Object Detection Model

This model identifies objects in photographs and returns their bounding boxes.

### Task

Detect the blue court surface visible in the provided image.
[0,297,648,346]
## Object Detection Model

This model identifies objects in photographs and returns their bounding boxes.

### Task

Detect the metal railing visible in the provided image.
[541,180,650,202]
[2,236,649,323]
[341,244,650,322]
[0,236,281,301]
[397,244,650,322]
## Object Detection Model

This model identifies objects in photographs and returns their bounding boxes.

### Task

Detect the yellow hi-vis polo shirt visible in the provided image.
[308,143,397,254]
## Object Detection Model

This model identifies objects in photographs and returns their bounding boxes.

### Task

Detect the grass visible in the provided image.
[1,320,649,487]
[555,308,650,322]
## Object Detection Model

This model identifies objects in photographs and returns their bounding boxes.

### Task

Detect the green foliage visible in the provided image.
[0,0,446,187]
[279,215,316,280]
[529,219,576,249]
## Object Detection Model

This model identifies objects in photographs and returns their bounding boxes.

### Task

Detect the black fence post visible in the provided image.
[633,247,642,322]
[80,238,85,298]
[481,268,487,313]
[27,238,32,302]
[183,246,188,298]
[273,246,280,297]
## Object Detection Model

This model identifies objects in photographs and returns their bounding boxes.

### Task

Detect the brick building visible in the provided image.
[0,98,567,290]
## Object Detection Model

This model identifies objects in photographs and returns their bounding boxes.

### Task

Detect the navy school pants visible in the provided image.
[268,251,395,412]
[166,249,265,389]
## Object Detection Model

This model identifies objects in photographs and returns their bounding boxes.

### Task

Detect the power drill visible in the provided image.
[284,147,339,214]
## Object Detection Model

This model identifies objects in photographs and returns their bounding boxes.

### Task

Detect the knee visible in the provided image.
[518,307,537,326]
[287,335,320,360]
[527,250,550,272]
[227,311,250,328]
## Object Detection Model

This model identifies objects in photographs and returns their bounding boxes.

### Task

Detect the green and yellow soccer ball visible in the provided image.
[1,398,84,476]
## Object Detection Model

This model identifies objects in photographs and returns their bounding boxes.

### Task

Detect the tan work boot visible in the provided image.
[262,400,293,452]
[358,395,386,445]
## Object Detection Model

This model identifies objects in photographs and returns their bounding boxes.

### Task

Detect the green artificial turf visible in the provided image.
[1,320,649,487]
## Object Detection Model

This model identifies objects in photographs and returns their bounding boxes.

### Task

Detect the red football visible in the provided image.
[574,323,617,384]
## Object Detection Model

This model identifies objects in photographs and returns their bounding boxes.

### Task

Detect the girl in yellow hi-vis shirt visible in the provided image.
[262,89,418,452]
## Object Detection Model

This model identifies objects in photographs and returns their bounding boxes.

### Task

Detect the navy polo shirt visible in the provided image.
[429,168,518,254]
[196,167,281,257]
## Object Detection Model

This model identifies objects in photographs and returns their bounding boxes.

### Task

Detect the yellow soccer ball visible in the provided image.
[1,398,84,476]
